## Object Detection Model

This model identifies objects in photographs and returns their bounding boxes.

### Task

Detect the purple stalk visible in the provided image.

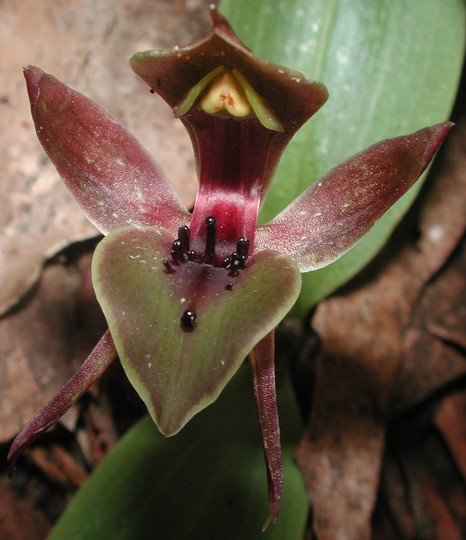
[8,330,117,475]
[249,330,283,530]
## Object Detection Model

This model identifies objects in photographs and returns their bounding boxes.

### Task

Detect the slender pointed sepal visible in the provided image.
[8,330,117,475]
[255,122,453,271]
[23,66,189,235]
[248,330,283,530]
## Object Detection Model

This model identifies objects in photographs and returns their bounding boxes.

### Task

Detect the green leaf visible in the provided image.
[92,225,301,435]
[220,0,465,314]
[48,367,308,540]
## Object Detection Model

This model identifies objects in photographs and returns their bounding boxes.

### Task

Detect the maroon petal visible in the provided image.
[130,9,328,136]
[249,331,283,530]
[255,122,453,271]
[130,7,328,210]
[24,66,190,235]
[8,330,117,474]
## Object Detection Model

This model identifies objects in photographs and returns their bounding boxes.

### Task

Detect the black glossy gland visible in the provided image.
[228,257,242,277]
[170,239,185,263]
[204,216,216,265]
[178,225,190,252]
[163,219,250,277]
[162,259,175,274]
[236,237,250,258]
[180,309,197,331]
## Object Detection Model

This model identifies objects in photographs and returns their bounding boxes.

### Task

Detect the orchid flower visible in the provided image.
[8,8,451,527]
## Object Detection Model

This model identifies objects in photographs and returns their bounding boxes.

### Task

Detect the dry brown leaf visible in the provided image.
[423,479,464,540]
[371,236,466,540]
[0,249,107,443]
[1,0,210,315]
[0,478,50,540]
[26,445,88,488]
[296,105,466,539]
[390,235,466,415]
[435,391,466,483]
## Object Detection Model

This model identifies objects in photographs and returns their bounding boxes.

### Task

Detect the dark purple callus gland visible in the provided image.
[163,217,251,275]
[236,237,250,257]
[180,310,197,331]
[162,259,175,274]
[228,257,242,277]
[170,239,185,263]
[178,225,190,252]
[224,237,250,276]
[164,217,251,329]
[204,216,216,265]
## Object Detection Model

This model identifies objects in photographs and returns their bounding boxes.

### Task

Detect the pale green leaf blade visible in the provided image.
[48,368,308,540]
[220,0,465,313]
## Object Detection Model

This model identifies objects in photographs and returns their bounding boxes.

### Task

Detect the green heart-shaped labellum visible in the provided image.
[92,226,301,435]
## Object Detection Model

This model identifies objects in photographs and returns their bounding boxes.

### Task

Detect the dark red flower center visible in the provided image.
[162,217,251,276]
[162,217,251,331]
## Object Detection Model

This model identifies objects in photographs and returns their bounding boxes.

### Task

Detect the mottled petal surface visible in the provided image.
[92,226,301,436]
[255,122,452,271]
[24,66,189,235]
